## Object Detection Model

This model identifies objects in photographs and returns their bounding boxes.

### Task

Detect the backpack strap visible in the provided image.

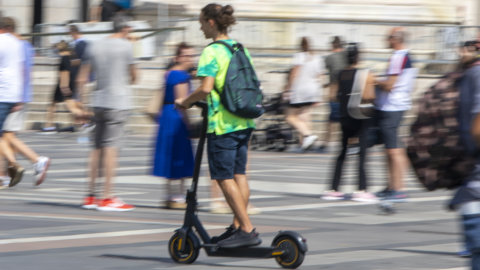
[208,40,242,95]
[209,40,242,54]
[207,40,244,114]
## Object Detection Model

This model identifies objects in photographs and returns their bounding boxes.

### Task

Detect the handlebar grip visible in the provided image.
[192,101,208,110]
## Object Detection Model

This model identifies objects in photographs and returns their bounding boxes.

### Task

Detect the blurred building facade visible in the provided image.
[0,0,478,35]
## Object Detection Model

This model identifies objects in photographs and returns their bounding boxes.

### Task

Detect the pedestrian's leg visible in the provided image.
[387,148,407,191]
[286,107,311,138]
[103,146,117,199]
[0,155,8,186]
[3,132,39,163]
[0,138,16,164]
[45,103,56,128]
[323,121,332,144]
[358,123,369,191]
[331,125,349,191]
[88,149,101,196]
[298,107,313,135]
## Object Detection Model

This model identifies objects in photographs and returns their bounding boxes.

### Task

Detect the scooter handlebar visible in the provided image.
[192,101,208,110]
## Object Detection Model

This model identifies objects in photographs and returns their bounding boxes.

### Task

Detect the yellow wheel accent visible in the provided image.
[273,236,305,269]
[168,233,199,264]
[275,239,299,267]
[177,238,182,251]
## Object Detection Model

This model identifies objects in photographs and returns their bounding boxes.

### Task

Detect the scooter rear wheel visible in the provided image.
[168,232,199,264]
[273,236,305,269]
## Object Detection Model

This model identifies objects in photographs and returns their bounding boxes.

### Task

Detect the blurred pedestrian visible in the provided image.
[175,3,261,248]
[0,17,50,188]
[284,37,323,151]
[151,42,195,209]
[77,15,137,211]
[374,27,417,201]
[41,41,87,133]
[450,40,480,270]
[322,36,347,152]
[0,16,27,187]
[90,0,133,22]
[322,44,377,202]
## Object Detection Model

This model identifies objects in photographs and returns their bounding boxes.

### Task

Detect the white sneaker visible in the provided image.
[322,190,345,200]
[351,191,378,203]
[40,127,57,134]
[301,135,318,150]
[33,156,51,186]
[0,176,10,188]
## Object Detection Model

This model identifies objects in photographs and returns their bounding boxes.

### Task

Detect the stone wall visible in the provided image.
[43,0,80,25]
[0,0,32,34]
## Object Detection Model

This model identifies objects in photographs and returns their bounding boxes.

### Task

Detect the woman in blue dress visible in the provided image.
[153,43,195,209]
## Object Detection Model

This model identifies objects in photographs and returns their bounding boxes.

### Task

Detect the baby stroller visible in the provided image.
[250,93,298,151]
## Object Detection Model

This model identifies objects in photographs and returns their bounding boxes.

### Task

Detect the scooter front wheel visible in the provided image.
[273,236,305,269]
[168,232,199,264]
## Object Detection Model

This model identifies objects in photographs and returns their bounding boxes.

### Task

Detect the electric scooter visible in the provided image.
[168,102,307,269]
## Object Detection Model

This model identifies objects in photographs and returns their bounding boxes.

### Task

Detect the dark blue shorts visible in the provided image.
[329,102,340,122]
[376,110,405,149]
[463,214,480,253]
[0,103,16,137]
[207,128,252,180]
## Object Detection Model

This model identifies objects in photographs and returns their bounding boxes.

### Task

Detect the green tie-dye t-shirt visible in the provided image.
[196,39,256,135]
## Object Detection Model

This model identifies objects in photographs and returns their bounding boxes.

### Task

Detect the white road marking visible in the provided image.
[0,226,219,245]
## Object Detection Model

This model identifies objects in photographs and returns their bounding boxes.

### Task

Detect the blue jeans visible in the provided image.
[463,214,480,270]
[0,103,16,137]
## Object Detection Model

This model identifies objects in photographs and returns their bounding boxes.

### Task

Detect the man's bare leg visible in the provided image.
[387,148,407,191]
[0,139,16,165]
[217,178,253,233]
[45,103,56,128]
[88,149,101,196]
[3,132,39,163]
[103,147,117,199]
[231,174,250,228]
[286,108,312,138]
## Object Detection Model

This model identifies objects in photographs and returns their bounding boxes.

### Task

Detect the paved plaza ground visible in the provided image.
[0,132,471,270]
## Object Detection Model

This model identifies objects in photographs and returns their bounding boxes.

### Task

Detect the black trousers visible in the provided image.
[331,117,370,191]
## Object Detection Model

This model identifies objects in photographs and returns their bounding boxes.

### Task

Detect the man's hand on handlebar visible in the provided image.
[175,98,189,109]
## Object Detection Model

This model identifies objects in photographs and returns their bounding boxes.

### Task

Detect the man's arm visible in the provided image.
[130,64,137,85]
[471,68,480,146]
[76,63,91,103]
[375,74,398,92]
[176,76,214,108]
[472,114,480,146]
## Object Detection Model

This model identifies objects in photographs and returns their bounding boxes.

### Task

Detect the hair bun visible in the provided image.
[221,5,234,16]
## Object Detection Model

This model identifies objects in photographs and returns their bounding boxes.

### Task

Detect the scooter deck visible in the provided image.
[202,244,283,258]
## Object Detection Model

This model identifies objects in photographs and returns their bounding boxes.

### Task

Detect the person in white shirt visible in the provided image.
[374,27,417,201]
[0,17,50,188]
[284,37,323,151]
[0,16,27,187]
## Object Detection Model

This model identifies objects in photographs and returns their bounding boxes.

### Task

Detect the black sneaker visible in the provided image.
[211,224,237,243]
[217,228,262,248]
[8,164,24,187]
[375,188,392,198]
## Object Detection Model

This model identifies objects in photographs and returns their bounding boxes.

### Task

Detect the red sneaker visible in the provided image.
[81,196,98,210]
[97,197,135,212]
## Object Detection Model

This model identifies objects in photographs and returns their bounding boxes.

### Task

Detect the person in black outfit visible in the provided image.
[322,44,377,202]
[42,41,86,133]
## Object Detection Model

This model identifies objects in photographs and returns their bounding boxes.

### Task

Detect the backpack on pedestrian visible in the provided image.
[210,41,265,119]
[406,71,476,191]
[346,68,375,120]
